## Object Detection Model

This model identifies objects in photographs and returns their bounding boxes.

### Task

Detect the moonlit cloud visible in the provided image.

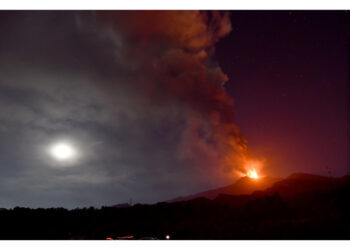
[0,11,240,208]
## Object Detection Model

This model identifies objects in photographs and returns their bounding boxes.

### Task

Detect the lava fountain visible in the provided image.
[241,158,264,179]
[246,168,259,179]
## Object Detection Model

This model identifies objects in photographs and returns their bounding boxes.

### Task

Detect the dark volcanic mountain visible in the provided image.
[167,176,282,202]
[1,172,349,239]
[167,173,350,203]
[253,173,350,198]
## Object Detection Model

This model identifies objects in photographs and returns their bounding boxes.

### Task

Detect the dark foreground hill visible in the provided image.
[0,173,349,239]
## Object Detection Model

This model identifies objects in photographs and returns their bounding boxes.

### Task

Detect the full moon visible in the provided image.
[49,142,76,161]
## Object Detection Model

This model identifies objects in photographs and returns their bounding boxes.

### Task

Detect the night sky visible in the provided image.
[0,11,348,208]
[216,11,349,178]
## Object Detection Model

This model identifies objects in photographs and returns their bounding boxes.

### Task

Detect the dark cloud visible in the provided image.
[0,11,248,208]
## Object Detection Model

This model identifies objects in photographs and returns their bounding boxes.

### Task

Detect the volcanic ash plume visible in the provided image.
[97,11,252,179]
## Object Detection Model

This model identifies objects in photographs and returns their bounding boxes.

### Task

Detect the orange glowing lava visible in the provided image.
[236,157,264,179]
[246,169,259,179]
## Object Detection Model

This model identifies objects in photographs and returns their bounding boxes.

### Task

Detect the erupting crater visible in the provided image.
[246,169,259,179]
[242,158,263,179]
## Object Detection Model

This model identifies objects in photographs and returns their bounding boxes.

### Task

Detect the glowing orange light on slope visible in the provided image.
[241,158,263,179]
[246,168,259,179]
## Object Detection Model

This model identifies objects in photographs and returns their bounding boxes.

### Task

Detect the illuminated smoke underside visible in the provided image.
[96,11,255,179]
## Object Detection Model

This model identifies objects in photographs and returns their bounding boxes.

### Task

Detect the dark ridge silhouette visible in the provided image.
[0,172,349,239]
[255,173,347,199]
[287,173,336,181]
[111,203,132,208]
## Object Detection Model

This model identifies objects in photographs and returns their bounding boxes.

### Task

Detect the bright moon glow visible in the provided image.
[50,143,76,161]
[246,169,259,179]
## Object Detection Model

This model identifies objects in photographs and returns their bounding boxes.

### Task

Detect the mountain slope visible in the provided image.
[167,176,282,202]
[254,173,349,198]
[167,173,350,203]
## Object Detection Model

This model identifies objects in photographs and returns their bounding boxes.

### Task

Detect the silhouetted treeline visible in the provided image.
[0,175,350,239]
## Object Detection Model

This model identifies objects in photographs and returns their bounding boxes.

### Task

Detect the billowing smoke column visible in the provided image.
[97,11,252,178]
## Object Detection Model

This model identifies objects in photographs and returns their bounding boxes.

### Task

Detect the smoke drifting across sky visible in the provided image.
[96,11,251,174]
[0,11,250,208]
